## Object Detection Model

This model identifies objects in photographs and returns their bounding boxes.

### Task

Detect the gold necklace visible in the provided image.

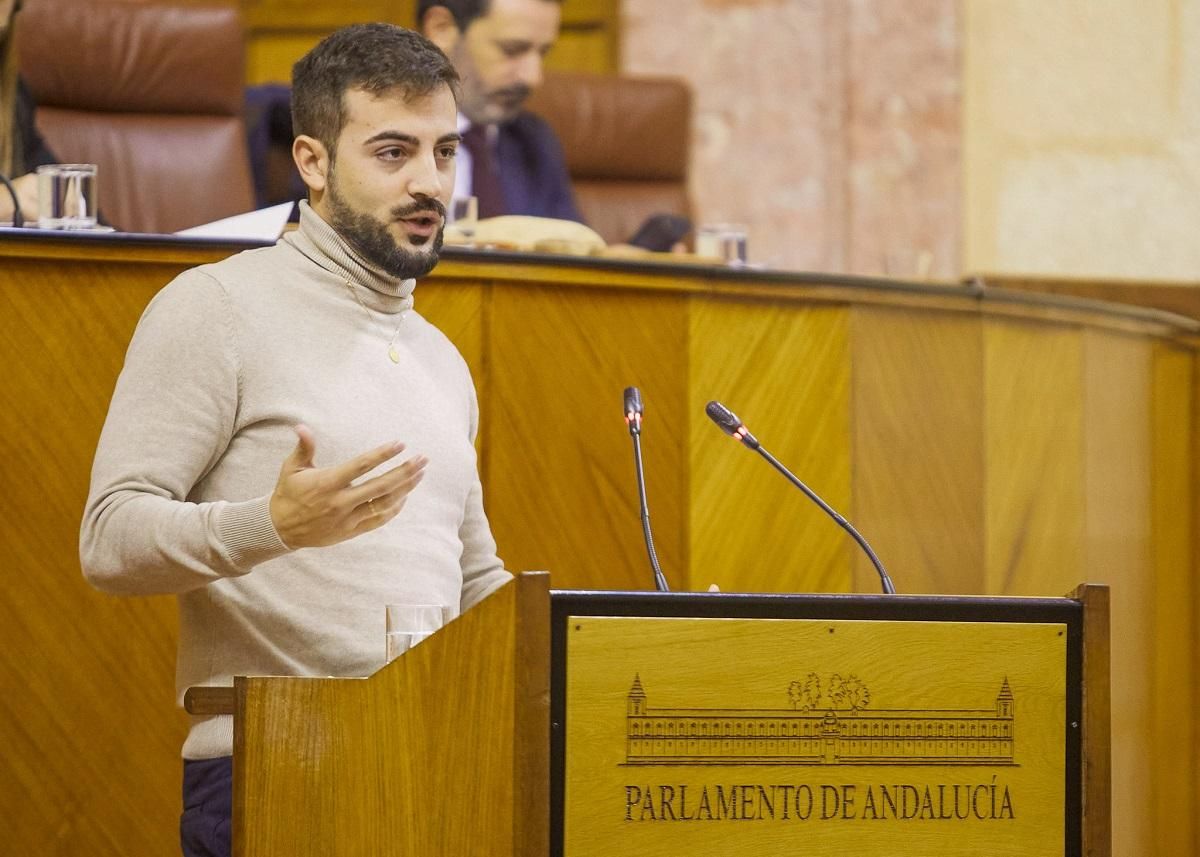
[342,278,407,363]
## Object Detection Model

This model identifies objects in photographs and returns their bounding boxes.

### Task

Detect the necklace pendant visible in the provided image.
[388,345,401,363]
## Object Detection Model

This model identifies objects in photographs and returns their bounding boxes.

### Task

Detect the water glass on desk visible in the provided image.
[384,603,450,663]
[37,163,98,230]
[695,223,749,266]
[447,195,478,244]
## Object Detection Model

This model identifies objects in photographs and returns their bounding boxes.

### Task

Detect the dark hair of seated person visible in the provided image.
[416,0,565,33]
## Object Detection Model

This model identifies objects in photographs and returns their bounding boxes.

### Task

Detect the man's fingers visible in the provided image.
[349,461,427,528]
[351,484,420,532]
[326,439,408,487]
[344,455,428,508]
[366,465,427,509]
[270,434,425,549]
[352,496,387,531]
[284,424,318,472]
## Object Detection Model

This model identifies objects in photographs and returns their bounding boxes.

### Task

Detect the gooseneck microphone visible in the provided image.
[624,387,669,592]
[705,400,897,595]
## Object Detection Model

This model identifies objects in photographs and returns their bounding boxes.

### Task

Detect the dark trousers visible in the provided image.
[181,756,233,857]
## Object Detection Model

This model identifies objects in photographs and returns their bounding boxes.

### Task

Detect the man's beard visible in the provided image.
[485,83,531,123]
[326,175,446,280]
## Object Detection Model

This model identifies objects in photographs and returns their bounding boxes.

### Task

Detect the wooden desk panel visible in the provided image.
[983,320,1088,594]
[976,273,1200,325]
[851,307,985,595]
[0,250,204,857]
[1148,344,1196,854]
[689,298,853,594]
[1,237,1196,856]
[485,282,689,591]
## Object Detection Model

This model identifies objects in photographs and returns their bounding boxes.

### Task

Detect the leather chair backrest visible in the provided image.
[17,0,254,233]
[526,72,692,245]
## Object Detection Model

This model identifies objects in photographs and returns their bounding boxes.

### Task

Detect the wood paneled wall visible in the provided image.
[0,248,207,853]
[1,239,1196,856]
[234,0,619,84]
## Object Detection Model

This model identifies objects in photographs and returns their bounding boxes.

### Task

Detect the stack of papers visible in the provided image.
[174,202,294,242]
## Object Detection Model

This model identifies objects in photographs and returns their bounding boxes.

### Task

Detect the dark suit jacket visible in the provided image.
[15,77,57,175]
[496,111,583,224]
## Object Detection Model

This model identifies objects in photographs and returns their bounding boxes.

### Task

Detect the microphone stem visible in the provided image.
[754,445,897,595]
[632,431,670,592]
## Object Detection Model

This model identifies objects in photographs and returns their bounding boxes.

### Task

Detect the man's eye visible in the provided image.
[377,148,406,161]
[499,42,530,58]
[437,146,458,160]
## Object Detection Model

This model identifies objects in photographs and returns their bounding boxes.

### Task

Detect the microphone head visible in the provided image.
[706,400,759,448]
[624,386,644,417]
[624,386,644,434]
[705,400,740,436]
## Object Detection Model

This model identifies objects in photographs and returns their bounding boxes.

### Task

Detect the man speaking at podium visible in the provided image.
[79,24,511,857]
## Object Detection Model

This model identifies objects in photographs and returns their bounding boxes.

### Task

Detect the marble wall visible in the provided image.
[621,0,961,278]
[623,0,1200,282]
[965,0,1200,280]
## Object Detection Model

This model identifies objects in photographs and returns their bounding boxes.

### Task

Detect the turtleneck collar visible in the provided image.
[283,200,416,314]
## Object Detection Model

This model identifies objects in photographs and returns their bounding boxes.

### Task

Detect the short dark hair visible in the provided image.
[416,0,563,33]
[292,23,459,157]
[417,0,489,31]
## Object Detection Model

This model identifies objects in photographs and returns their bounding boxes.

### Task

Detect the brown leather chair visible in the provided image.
[16,0,255,233]
[526,72,693,245]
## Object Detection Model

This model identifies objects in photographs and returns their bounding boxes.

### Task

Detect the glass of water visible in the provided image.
[384,603,450,663]
[695,223,749,267]
[37,164,98,230]
[447,195,478,244]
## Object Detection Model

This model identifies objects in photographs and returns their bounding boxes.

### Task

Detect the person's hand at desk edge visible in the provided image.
[0,172,39,226]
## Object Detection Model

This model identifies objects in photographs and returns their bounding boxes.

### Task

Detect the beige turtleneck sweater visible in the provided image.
[80,202,511,759]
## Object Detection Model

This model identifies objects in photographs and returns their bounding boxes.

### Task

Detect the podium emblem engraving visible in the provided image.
[626,674,1017,766]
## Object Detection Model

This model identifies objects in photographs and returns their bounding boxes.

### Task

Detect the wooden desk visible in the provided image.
[973,272,1200,324]
[2,233,1195,856]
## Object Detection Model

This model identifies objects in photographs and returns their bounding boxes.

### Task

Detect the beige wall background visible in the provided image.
[622,0,962,278]
[965,0,1200,280]
[624,0,1200,283]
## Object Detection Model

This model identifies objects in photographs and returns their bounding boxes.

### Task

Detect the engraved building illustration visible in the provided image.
[625,675,1015,766]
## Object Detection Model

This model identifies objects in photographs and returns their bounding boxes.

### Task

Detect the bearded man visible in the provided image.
[79,23,511,857]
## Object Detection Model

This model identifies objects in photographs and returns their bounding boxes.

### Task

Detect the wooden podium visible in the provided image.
[186,574,1109,857]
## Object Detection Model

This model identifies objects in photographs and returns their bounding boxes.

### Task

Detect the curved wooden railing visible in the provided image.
[0,232,1193,855]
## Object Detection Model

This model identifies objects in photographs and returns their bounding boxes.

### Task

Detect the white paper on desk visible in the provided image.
[174,202,294,241]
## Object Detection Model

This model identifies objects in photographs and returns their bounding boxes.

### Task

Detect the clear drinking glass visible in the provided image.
[384,603,450,663]
[695,223,749,266]
[448,195,478,243]
[37,164,98,230]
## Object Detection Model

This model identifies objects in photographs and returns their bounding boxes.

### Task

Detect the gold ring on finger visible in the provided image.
[368,497,378,516]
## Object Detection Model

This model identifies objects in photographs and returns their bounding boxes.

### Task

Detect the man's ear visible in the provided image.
[293,135,330,194]
[420,4,462,54]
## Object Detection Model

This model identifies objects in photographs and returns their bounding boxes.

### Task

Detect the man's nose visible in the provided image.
[514,50,544,90]
[405,153,443,200]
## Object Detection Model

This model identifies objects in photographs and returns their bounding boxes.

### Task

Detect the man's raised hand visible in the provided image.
[268,424,429,548]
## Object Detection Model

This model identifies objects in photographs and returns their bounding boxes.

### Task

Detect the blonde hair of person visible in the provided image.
[0,0,20,177]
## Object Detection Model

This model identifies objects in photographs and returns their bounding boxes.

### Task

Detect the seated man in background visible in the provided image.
[417,0,582,222]
[0,0,55,224]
